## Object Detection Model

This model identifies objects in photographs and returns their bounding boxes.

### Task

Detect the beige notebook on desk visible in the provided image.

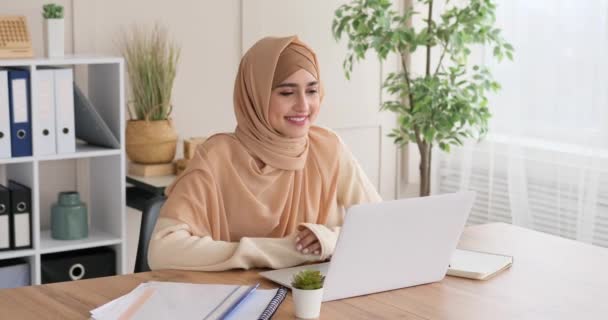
[447,249,513,280]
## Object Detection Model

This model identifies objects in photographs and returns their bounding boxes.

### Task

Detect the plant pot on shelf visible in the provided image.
[126,119,178,164]
[44,18,64,57]
[292,287,324,319]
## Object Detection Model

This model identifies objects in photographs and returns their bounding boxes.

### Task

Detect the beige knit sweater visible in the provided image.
[148,142,381,271]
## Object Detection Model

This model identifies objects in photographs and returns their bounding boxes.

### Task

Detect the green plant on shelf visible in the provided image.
[42,3,64,19]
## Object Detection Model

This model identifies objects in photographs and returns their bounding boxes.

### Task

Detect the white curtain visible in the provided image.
[435,0,608,247]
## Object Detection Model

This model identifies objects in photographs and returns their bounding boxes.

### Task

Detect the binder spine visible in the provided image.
[0,70,11,158]
[7,69,32,157]
[8,180,32,249]
[54,68,75,154]
[34,69,57,156]
[0,185,11,251]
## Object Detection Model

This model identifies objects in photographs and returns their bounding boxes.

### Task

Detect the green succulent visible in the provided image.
[291,270,325,290]
[42,3,64,19]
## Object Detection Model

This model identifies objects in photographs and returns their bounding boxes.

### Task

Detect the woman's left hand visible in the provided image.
[295,228,321,255]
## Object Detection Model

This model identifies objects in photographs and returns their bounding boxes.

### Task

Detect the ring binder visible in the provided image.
[0,70,11,158]
[34,69,57,156]
[7,69,32,157]
[7,180,32,249]
[0,184,10,251]
[54,68,75,154]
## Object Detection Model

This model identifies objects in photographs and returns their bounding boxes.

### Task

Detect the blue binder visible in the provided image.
[7,69,32,157]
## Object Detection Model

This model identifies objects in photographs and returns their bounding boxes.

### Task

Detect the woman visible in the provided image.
[148,35,381,271]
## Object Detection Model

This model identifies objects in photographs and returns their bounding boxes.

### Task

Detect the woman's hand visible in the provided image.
[295,227,321,255]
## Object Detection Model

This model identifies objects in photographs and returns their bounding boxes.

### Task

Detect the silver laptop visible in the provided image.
[259,191,476,301]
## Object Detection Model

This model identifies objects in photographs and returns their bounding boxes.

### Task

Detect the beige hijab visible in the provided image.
[160,36,340,241]
[234,36,324,171]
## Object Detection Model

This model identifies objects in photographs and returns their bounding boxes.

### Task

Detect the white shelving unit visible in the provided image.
[0,56,126,285]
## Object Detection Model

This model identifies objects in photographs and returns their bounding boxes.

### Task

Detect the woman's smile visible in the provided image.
[285,114,309,126]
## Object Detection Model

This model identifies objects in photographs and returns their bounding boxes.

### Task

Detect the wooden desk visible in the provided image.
[1,223,607,319]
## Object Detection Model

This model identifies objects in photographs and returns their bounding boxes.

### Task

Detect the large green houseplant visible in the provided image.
[333,0,513,196]
[120,24,181,164]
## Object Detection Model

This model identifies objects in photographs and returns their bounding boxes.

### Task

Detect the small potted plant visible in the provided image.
[291,270,325,319]
[42,3,64,57]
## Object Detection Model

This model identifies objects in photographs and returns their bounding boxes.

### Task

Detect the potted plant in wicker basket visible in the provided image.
[120,24,181,165]
[291,269,325,319]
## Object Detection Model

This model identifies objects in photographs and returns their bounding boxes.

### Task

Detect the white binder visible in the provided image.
[0,70,11,158]
[54,68,76,154]
[0,184,9,250]
[34,69,57,156]
[0,214,9,250]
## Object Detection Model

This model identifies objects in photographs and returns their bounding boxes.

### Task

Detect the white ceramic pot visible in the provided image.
[44,19,64,57]
[292,287,324,319]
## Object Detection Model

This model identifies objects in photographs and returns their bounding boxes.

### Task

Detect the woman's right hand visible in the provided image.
[295,227,321,255]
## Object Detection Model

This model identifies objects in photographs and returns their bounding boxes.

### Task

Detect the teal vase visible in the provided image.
[51,191,88,240]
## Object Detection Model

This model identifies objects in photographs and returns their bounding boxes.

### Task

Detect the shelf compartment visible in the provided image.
[39,229,121,254]
[0,249,35,260]
[38,155,123,249]
[0,157,35,166]
[37,144,121,162]
[0,55,122,68]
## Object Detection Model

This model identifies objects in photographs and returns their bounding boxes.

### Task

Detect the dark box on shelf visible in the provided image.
[0,258,30,289]
[41,246,116,284]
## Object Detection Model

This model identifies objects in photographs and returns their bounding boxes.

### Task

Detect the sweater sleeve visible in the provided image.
[297,138,383,259]
[148,217,325,271]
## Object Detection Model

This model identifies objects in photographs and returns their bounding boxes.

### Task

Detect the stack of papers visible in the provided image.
[91,281,286,320]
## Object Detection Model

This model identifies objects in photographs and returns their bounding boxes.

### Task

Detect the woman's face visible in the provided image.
[268,69,320,138]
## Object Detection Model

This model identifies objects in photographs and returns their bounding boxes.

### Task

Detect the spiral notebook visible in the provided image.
[447,249,513,280]
[90,281,287,320]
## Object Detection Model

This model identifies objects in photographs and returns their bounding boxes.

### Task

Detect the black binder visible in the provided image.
[0,184,10,251]
[7,180,31,249]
